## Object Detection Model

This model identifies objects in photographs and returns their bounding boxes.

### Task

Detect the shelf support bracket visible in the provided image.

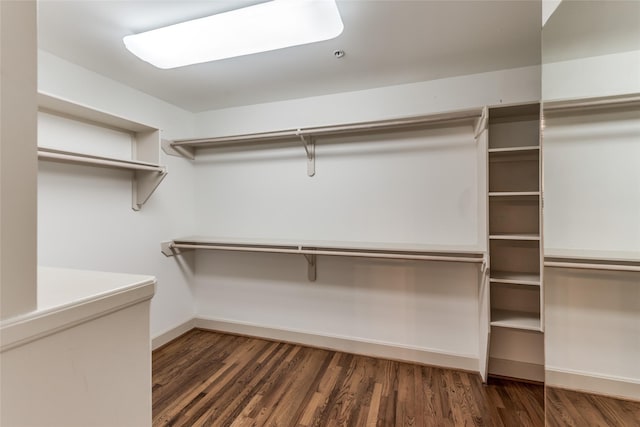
[161,139,195,160]
[133,168,168,211]
[474,106,488,140]
[297,130,315,177]
[160,241,195,257]
[303,253,317,281]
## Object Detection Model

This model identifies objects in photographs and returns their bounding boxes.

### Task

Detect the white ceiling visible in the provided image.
[37,0,542,112]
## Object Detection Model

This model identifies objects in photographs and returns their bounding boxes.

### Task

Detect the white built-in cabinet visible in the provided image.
[37,93,167,210]
[486,104,544,381]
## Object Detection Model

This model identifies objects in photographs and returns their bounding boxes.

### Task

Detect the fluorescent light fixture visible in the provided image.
[123,0,344,69]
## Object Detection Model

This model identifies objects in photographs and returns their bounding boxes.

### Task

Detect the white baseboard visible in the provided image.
[489,357,544,382]
[546,368,640,401]
[194,317,479,372]
[152,318,196,350]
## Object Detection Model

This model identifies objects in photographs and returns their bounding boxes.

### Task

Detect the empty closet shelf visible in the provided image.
[38,147,166,172]
[489,271,540,286]
[544,250,640,273]
[489,233,540,241]
[161,237,485,263]
[488,191,540,197]
[169,108,483,151]
[490,309,541,331]
[37,92,167,210]
[488,146,540,153]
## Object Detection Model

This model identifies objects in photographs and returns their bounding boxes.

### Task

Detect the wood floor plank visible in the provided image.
[365,382,383,426]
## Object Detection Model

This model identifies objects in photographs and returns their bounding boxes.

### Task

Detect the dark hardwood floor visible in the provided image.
[152,329,640,426]
[545,386,640,427]
[153,329,545,426]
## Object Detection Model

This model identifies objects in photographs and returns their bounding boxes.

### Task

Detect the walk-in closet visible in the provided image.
[1,1,638,426]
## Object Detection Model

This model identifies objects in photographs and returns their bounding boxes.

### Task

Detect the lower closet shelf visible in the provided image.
[161,236,486,281]
[544,249,640,272]
[489,271,540,286]
[490,309,541,331]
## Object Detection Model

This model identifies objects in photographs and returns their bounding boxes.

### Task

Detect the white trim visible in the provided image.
[194,317,479,372]
[545,368,640,401]
[152,318,197,350]
[489,357,544,382]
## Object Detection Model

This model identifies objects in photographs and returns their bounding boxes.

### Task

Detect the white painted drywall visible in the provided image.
[37,52,198,338]
[545,269,640,400]
[195,252,481,363]
[0,0,38,319]
[194,65,540,137]
[193,126,481,247]
[543,108,640,253]
[542,73,640,398]
[542,50,640,101]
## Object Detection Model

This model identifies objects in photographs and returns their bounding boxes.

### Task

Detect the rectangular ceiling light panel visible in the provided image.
[123,0,344,69]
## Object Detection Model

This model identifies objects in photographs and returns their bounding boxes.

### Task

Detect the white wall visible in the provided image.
[189,66,539,369]
[543,108,640,398]
[194,126,481,247]
[545,269,640,400]
[37,52,197,338]
[542,49,640,101]
[196,253,481,367]
[543,108,640,253]
[194,65,540,136]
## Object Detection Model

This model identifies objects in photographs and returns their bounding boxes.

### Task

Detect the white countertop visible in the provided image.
[1,267,156,352]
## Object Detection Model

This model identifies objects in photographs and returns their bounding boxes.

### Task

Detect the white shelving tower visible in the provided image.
[486,103,544,381]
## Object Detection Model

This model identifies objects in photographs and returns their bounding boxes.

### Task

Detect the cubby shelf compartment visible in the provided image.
[37,92,167,211]
[489,271,540,286]
[489,234,540,241]
[490,309,541,331]
[488,191,540,197]
[488,146,540,153]
[162,107,487,177]
[489,195,539,236]
[161,236,486,281]
[489,151,540,193]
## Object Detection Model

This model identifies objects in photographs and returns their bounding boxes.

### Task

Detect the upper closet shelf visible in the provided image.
[38,147,165,172]
[37,92,167,211]
[161,236,486,281]
[162,107,487,176]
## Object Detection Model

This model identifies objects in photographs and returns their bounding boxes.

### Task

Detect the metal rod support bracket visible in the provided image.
[474,106,488,139]
[297,130,315,177]
[162,139,195,160]
[303,253,317,281]
[161,241,194,257]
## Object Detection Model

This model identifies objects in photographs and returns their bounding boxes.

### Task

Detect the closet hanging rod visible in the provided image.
[171,108,483,148]
[38,147,164,172]
[544,260,640,273]
[544,93,640,113]
[166,242,485,263]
